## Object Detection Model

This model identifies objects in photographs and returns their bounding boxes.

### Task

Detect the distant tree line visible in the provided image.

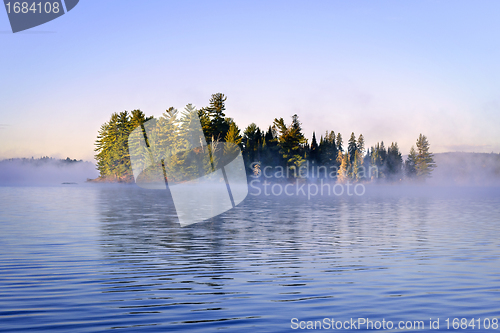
[94,93,436,182]
[0,156,84,166]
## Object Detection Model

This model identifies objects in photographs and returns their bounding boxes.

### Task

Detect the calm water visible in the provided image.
[1,185,500,332]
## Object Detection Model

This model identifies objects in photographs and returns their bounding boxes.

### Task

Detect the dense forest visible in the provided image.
[94,93,436,183]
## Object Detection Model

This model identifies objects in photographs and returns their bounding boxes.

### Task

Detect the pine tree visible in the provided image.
[224,121,242,158]
[405,146,418,179]
[352,150,364,181]
[242,123,261,166]
[379,141,387,165]
[309,132,319,163]
[180,104,215,180]
[386,142,403,181]
[95,110,150,181]
[415,134,436,179]
[199,93,230,142]
[337,152,349,183]
[364,146,372,170]
[348,132,358,163]
[273,114,307,174]
[318,131,338,169]
[357,134,365,157]
[225,121,242,146]
[336,133,344,153]
[260,126,277,166]
[370,142,387,179]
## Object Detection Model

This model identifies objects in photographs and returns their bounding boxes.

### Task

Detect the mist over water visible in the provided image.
[0,158,99,186]
[0,152,499,188]
[430,153,500,186]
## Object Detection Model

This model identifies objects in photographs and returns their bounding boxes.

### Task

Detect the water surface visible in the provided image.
[1,185,499,332]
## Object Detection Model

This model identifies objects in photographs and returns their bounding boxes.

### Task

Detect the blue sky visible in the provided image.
[1,0,499,161]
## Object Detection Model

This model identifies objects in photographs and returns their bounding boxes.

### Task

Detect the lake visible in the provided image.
[1,185,500,332]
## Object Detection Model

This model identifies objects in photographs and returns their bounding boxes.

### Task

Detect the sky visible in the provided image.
[1,0,500,162]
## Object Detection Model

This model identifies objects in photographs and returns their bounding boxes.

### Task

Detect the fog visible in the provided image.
[0,158,99,186]
[1,152,499,188]
[429,153,500,186]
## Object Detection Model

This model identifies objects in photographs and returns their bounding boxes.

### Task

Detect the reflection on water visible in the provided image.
[1,185,500,331]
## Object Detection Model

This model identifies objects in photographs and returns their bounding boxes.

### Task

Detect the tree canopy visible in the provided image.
[94,93,436,183]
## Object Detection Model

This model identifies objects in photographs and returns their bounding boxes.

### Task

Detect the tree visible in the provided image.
[336,133,344,153]
[198,93,230,142]
[348,132,358,163]
[318,131,338,170]
[95,109,153,181]
[357,134,365,157]
[164,105,205,182]
[370,142,385,179]
[386,142,403,181]
[415,134,436,179]
[225,121,242,146]
[352,150,364,181]
[337,152,349,183]
[273,114,307,174]
[379,141,387,165]
[242,123,262,167]
[363,146,372,169]
[261,125,278,167]
[405,146,417,179]
[309,132,319,163]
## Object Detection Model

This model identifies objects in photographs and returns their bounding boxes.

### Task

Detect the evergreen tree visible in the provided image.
[336,133,344,153]
[352,150,364,181]
[405,146,418,179]
[264,125,276,144]
[261,125,278,166]
[95,113,117,177]
[348,132,358,163]
[197,108,211,141]
[386,142,403,181]
[370,142,387,179]
[337,152,349,183]
[273,114,307,174]
[95,110,150,181]
[164,105,202,182]
[198,93,230,142]
[224,121,242,158]
[225,121,242,146]
[415,134,436,179]
[242,123,262,166]
[363,146,372,171]
[309,132,319,163]
[357,134,365,157]
[318,131,338,169]
[379,141,387,165]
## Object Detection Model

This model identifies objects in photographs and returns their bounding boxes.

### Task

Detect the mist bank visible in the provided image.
[430,152,500,186]
[0,157,99,186]
[1,153,498,187]
[249,152,500,185]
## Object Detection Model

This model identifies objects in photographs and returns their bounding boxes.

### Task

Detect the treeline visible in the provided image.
[0,156,84,166]
[94,93,436,182]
